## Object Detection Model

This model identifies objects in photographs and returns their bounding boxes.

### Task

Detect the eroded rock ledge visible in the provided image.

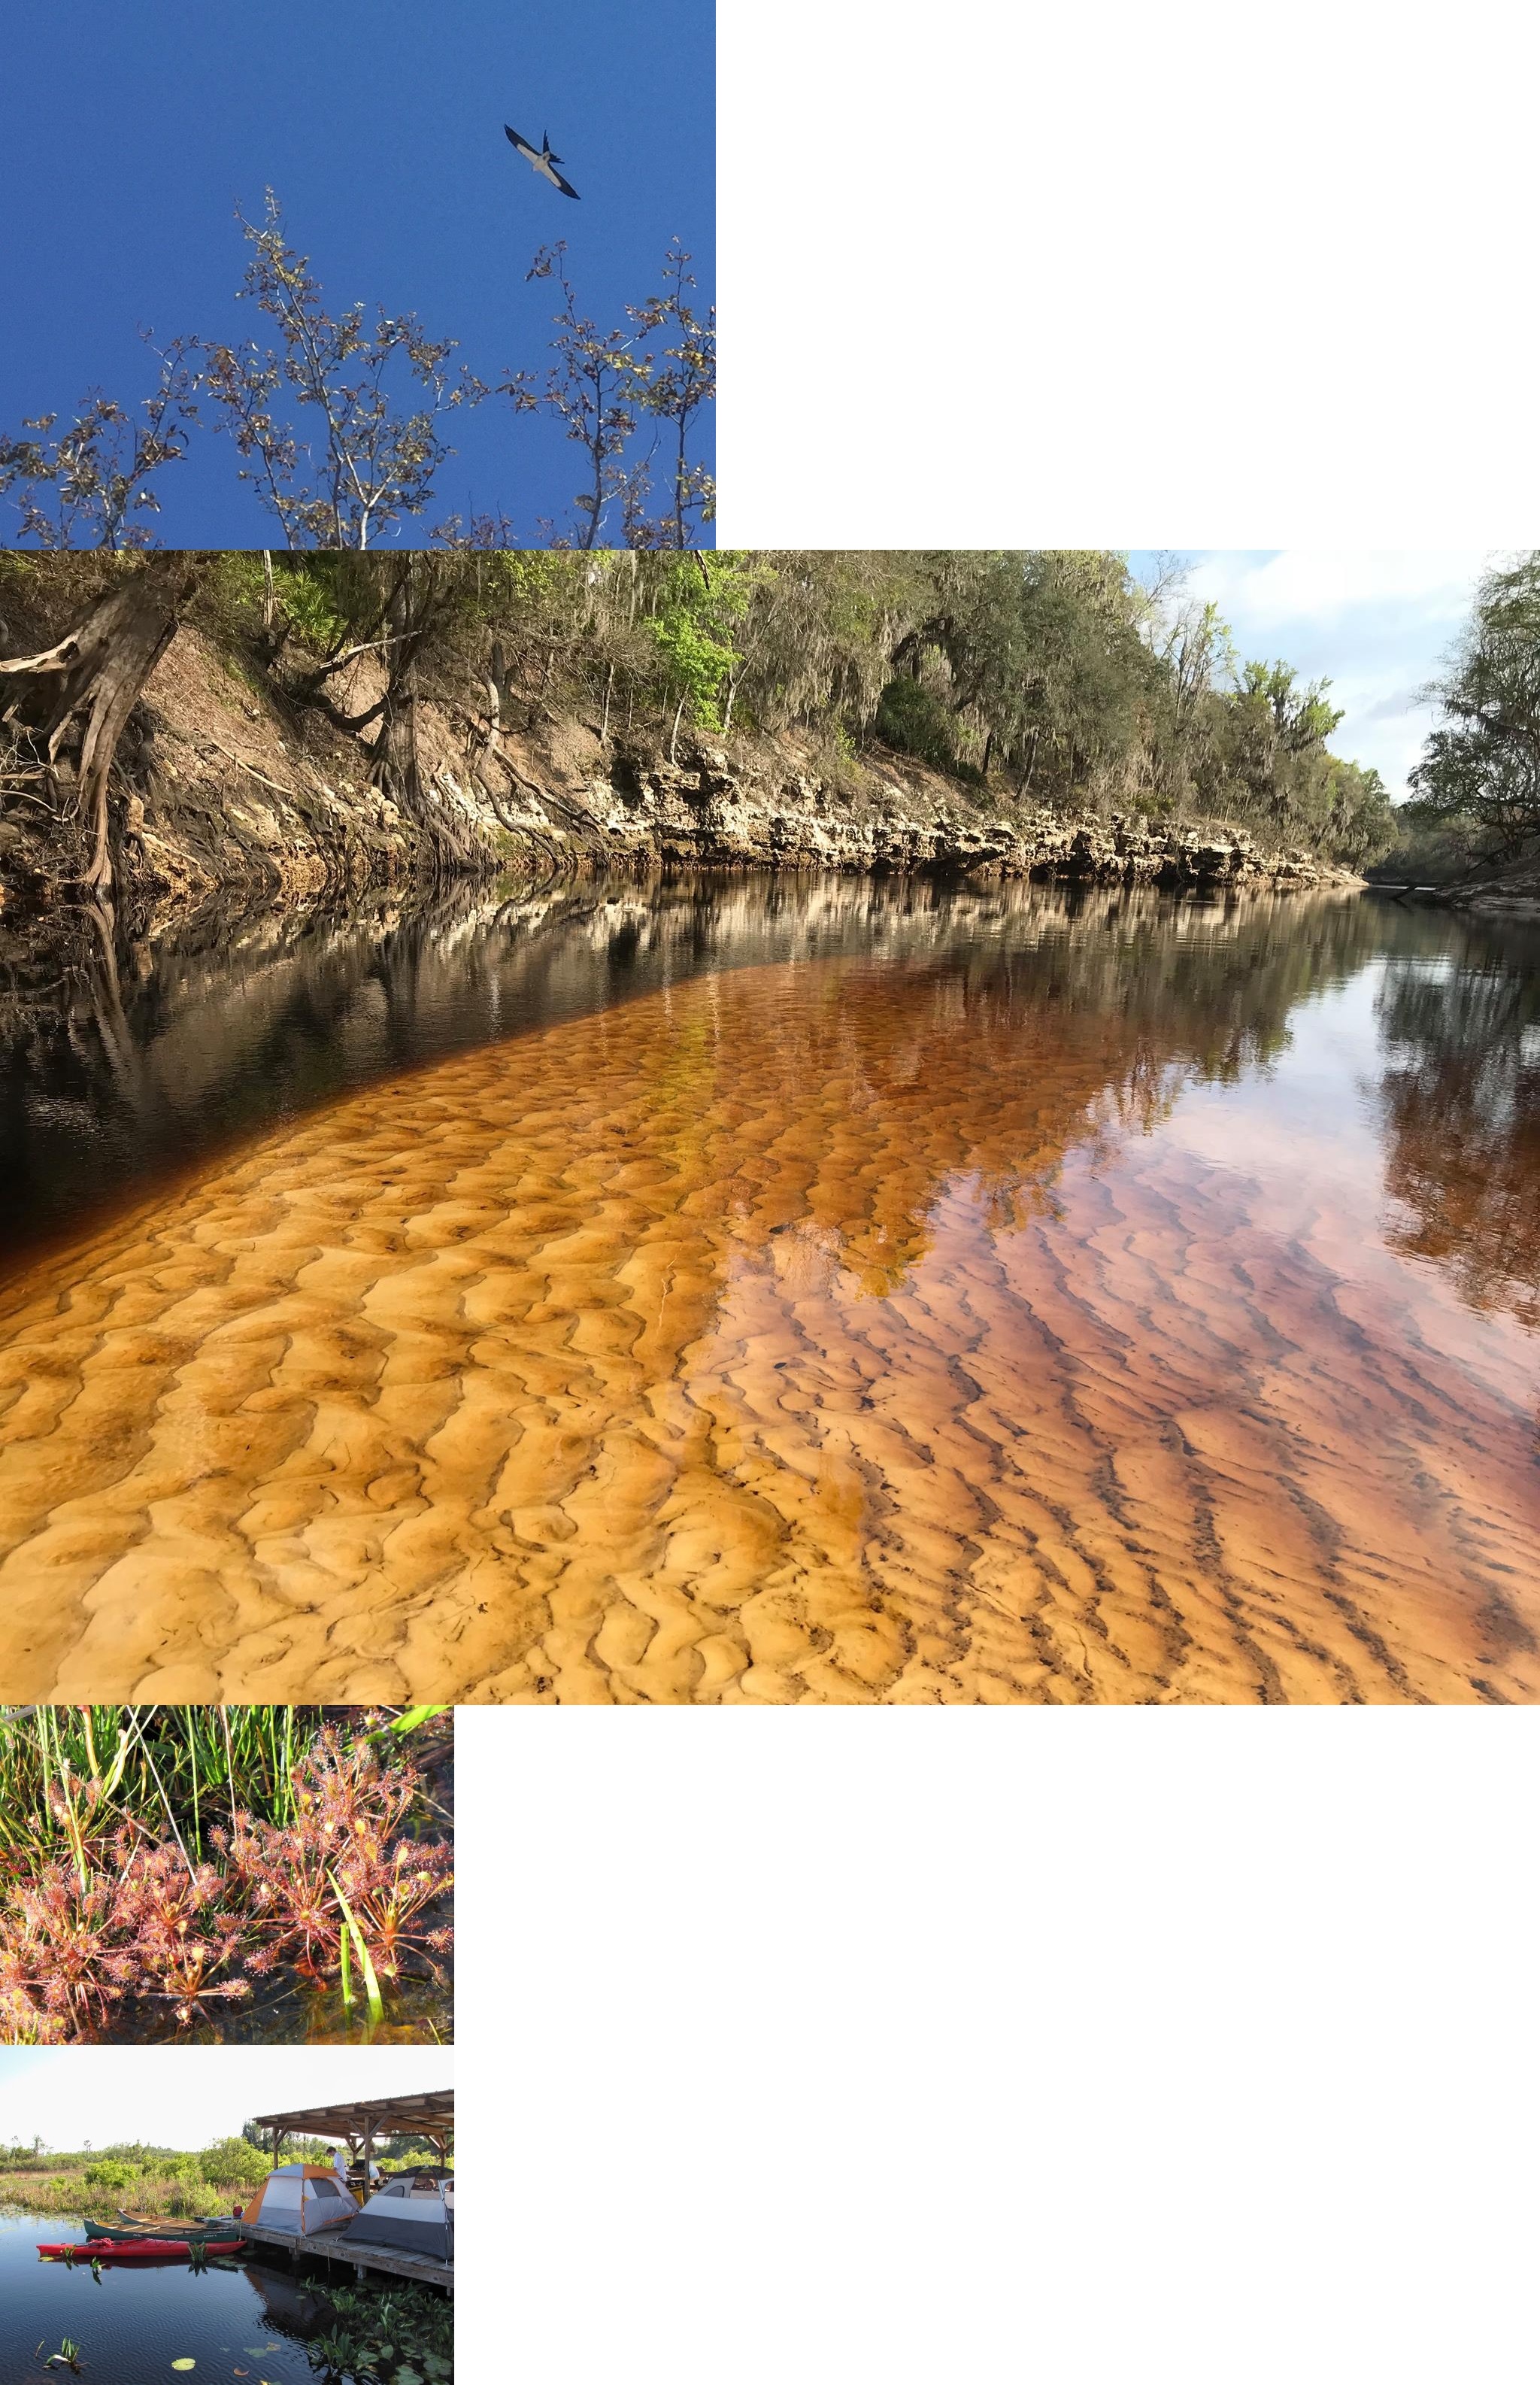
[591,745,1353,888]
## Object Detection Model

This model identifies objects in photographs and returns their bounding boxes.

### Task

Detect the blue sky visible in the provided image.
[1132,551,1490,803]
[0,0,714,546]
[0,2049,453,2152]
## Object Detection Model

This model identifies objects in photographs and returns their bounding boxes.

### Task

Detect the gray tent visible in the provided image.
[242,2162,358,2238]
[338,2168,453,2265]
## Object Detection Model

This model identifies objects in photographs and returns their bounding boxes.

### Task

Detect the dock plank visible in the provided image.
[236,2220,453,2294]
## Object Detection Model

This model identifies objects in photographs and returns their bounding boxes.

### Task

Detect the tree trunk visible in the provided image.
[471,638,512,787]
[0,555,207,895]
[368,560,481,877]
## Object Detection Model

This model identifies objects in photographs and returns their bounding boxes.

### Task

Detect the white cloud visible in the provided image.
[1151,548,1496,800]
[1184,549,1490,630]
[0,2047,453,2153]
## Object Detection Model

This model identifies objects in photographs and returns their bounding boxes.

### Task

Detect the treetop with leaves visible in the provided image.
[0,193,714,552]
[197,192,485,550]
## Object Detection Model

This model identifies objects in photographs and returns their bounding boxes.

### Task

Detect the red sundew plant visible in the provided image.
[0,1714,453,2043]
[0,1864,126,2031]
[335,1842,456,1977]
[111,1840,253,2024]
[220,1727,453,1982]
[0,1828,253,2031]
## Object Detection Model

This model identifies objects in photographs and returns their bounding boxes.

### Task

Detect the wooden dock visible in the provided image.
[236,2221,453,2295]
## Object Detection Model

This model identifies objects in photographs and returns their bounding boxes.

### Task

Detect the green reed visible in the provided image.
[0,1707,447,1861]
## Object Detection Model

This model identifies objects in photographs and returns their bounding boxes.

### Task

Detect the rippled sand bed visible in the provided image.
[0,959,1535,1704]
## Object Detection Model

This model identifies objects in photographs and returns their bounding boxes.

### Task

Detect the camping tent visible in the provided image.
[241,2163,359,2237]
[339,2168,453,2265]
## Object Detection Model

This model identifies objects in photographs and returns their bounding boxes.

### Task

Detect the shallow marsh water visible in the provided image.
[92,1971,455,2048]
[0,874,1535,1705]
[0,2208,348,2385]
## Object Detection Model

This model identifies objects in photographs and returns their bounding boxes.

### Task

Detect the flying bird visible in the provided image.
[504,125,581,200]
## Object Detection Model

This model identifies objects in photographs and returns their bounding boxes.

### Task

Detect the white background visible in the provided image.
[457,1710,1538,2380]
[716,0,1540,547]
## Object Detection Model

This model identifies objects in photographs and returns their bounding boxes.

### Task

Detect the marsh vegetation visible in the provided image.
[0,1709,452,2044]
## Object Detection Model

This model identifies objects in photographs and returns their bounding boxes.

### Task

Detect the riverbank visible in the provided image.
[1366,830,1540,916]
[1420,855,1540,916]
[0,602,1360,931]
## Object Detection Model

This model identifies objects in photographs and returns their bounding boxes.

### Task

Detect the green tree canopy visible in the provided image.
[1408,555,1540,857]
[200,2137,271,2187]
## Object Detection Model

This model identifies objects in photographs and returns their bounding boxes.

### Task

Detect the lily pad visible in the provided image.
[172,2362,197,2371]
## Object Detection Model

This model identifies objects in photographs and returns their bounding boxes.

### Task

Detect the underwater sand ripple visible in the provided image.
[0,959,1535,1704]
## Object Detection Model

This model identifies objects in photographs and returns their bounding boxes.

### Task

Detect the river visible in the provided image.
[0,2208,350,2385]
[0,872,1535,1704]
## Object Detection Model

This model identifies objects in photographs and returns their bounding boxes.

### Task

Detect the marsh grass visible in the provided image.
[3,2128,345,2220]
[0,1708,450,1863]
[6,2167,232,2220]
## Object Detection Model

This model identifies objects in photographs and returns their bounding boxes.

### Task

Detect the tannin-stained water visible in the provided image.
[0,878,1535,1704]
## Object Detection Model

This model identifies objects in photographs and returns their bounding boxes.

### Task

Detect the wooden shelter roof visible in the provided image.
[249,2089,454,2141]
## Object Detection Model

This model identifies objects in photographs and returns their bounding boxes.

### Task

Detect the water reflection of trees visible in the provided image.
[1375,915,1540,1328]
[647,891,1404,1300]
[0,869,1426,1267]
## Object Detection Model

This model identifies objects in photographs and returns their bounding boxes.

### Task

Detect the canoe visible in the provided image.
[87,2216,230,2241]
[40,2237,244,2260]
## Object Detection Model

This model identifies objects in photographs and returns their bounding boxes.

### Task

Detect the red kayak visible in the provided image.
[38,2238,243,2260]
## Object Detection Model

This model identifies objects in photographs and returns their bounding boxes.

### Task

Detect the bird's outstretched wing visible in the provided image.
[549,165,581,199]
[504,124,538,162]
